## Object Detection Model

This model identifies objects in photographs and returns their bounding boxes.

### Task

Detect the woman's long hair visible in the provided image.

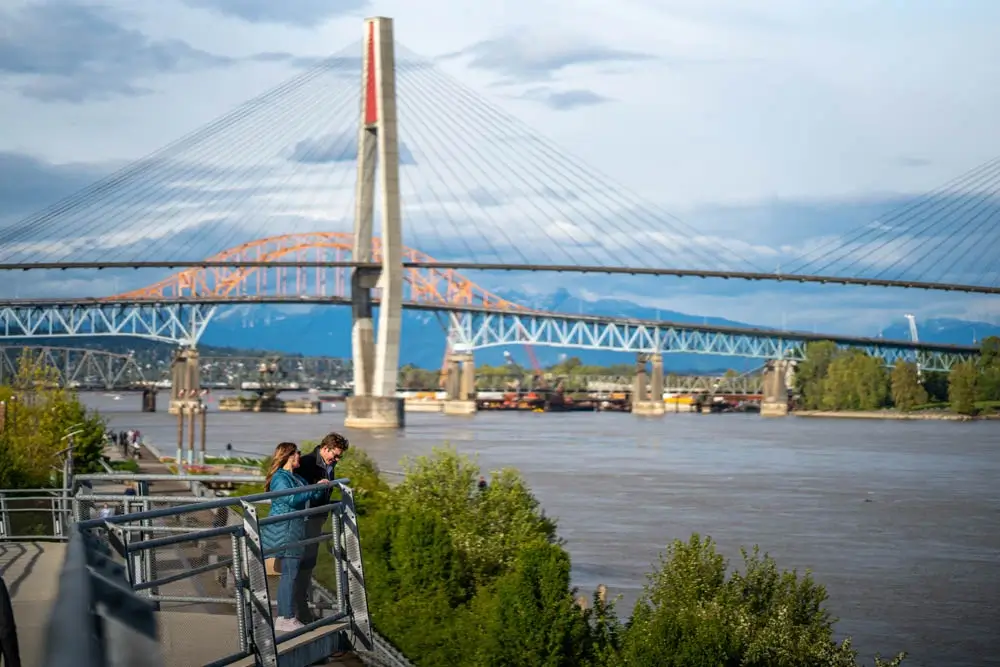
[265,442,298,491]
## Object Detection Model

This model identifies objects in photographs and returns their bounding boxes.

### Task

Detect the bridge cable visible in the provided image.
[784,155,1000,277]
[784,155,1000,271]
[0,43,361,258]
[874,180,1000,284]
[0,62,343,262]
[396,45,761,273]
[813,162,1000,281]
[397,62,568,265]
[401,48,735,270]
[827,164,1000,282]
[109,63,357,263]
[137,70,356,264]
[398,58,650,269]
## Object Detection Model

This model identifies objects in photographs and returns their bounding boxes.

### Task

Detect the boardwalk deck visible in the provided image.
[0,447,363,666]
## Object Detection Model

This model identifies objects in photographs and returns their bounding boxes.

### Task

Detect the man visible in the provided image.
[293,432,349,623]
[0,575,21,667]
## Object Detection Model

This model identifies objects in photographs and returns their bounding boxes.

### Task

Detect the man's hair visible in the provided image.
[319,432,350,452]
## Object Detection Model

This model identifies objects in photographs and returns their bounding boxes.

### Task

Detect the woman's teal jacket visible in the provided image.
[260,469,329,559]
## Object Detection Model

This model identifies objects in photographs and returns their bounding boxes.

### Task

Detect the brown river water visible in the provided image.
[83,392,1000,667]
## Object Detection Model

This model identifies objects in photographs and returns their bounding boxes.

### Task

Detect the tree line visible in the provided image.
[0,355,107,489]
[795,337,1000,415]
[239,445,907,667]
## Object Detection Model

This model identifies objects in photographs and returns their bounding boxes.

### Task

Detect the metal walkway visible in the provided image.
[0,472,412,667]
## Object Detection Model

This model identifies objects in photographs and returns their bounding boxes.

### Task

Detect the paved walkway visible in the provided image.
[1,541,64,666]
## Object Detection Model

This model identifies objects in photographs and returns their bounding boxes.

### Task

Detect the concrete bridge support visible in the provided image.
[632,353,666,416]
[174,401,208,465]
[761,359,793,417]
[168,348,201,415]
[345,17,406,430]
[443,352,477,415]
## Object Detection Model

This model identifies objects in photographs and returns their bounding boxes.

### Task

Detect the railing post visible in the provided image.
[239,500,278,666]
[231,533,250,654]
[51,492,62,538]
[331,504,347,614]
[0,493,9,539]
[340,486,373,651]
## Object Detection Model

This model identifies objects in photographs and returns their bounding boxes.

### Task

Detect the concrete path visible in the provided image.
[1,541,66,667]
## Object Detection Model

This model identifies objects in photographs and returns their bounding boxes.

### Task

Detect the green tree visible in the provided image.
[975,336,1000,402]
[0,353,107,487]
[948,361,979,415]
[364,507,471,666]
[821,351,888,411]
[611,534,905,667]
[920,371,949,403]
[391,447,558,586]
[463,541,596,667]
[890,361,928,412]
[796,341,841,409]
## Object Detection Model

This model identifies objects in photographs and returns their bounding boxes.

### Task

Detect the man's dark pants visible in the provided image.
[294,512,329,623]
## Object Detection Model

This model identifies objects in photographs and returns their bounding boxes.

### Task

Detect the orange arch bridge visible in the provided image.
[109,232,529,311]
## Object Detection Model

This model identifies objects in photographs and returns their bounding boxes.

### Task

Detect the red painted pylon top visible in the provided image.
[364,21,378,125]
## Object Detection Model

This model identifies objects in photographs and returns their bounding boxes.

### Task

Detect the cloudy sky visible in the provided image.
[1,0,999,334]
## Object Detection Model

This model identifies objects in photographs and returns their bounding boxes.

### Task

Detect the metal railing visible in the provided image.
[0,472,407,667]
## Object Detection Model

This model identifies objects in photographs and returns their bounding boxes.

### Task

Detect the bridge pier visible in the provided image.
[345,16,406,430]
[761,359,793,417]
[632,353,666,416]
[443,351,477,416]
[168,347,201,415]
[174,400,208,465]
[141,387,157,412]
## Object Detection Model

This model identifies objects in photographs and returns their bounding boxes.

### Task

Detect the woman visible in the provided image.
[261,442,330,633]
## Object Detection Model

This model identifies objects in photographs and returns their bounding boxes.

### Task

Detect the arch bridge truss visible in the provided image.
[0,234,980,372]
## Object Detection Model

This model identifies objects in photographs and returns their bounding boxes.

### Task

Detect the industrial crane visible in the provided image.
[904,313,923,378]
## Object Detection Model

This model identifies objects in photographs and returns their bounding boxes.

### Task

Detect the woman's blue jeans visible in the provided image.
[277,557,301,619]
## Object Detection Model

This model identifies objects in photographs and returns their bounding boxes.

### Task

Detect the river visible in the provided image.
[83,391,1000,667]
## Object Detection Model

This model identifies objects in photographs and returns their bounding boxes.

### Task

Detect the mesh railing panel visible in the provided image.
[75,492,245,608]
[341,487,373,650]
[240,500,278,667]
[0,490,67,539]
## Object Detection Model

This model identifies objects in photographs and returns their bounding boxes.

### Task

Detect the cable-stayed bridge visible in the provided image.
[0,17,994,426]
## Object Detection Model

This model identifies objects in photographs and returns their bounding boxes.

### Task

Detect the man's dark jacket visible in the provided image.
[0,575,22,667]
[296,450,336,507]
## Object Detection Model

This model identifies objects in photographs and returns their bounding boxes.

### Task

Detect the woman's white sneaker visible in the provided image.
[275,616,305,633]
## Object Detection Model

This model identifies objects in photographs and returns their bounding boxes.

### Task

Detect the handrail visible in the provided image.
[75,478,347,531]
[3,472,383,666]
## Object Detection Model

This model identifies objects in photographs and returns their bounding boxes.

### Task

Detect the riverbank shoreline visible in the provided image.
[794,410,999,421]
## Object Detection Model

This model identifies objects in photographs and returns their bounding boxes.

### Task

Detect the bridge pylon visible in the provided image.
[442,348,477,416]
[761,359,794,417]
[168,347,201,415]
[632,353,666,416]
[346,16,406,429]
